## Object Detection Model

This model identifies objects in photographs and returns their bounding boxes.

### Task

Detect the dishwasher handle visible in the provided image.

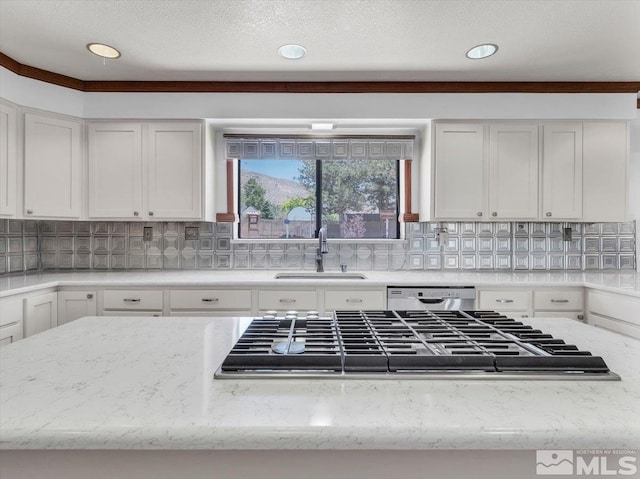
[407,297,446,304]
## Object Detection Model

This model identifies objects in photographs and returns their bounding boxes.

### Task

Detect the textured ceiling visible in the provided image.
[0,0,639,82]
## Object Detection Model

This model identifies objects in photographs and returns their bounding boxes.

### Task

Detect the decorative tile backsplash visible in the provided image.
[0,219,635,274]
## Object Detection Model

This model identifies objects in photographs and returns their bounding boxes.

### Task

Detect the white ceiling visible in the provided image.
[0,0,639,83]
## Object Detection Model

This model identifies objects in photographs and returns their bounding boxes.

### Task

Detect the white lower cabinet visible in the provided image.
[533,288,584,321]
[478,287,585,320]
[258,290,318,314]
[0,298,24,346]
[586,290,640,339]
[24,292,58,337]
[102,290,163,316]
[324,289,385,311]
[57,291,97,326]
[478,290,532,318]
[169,289,252,317]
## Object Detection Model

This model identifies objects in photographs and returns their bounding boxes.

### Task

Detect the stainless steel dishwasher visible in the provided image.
[387,286,476,310]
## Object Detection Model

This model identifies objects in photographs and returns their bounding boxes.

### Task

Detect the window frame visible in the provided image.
[236,158,401,240]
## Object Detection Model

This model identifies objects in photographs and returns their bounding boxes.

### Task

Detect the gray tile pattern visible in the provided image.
[0,219,636,274]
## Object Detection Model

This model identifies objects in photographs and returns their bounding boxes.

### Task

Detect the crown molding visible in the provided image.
[2,50,640,94]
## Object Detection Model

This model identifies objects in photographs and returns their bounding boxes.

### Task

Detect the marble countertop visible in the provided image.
[1,316,639,451]
[0,270,639,298]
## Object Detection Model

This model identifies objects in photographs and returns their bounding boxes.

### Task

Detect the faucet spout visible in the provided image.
[316,227,328,272]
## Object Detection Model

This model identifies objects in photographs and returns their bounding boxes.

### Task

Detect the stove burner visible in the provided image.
[216,310,618,380]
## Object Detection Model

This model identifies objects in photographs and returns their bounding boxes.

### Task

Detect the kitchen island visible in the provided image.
[1,316,639,479]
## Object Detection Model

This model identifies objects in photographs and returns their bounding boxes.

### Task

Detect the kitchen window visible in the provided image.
[237,157,400,239]
[222,135,416,240]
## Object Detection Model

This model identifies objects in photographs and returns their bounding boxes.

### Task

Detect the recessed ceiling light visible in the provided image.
[311,123,334,130]
[87,43,121,59]
[466,43,498,60]
[278,44,306,60]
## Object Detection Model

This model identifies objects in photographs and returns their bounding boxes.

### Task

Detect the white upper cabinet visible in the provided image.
[24,112,82,218]
[88,122,144,219]
[582,122,628,222]
[541,123,583,220]
[0,102,17,217]
[147,122,202,219]
[489,124,539,219]
[88,121,203,220]
[433,122,538,220]
[434,123,488,219]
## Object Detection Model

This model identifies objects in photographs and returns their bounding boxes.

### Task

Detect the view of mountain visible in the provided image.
[240,169,310,206]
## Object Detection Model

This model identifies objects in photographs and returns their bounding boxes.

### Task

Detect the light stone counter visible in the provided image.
[1,316,639,452]
[0,270,639,298]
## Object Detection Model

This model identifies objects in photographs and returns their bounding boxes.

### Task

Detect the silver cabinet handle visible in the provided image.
[86,294,94,299]
[279,299,296,303]
[202,298,219,302]
[26,209,33,215]
[149,211,154,216]
[495,299,514,303]
[346,298,363,303]
[133,211,139,216]
[123,298,141,303]
[551,299,569,303]
[546,212,552,217]
[477,212,483,217]
[492,212,497,217]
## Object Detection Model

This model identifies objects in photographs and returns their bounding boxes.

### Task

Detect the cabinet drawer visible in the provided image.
[0,320,23,347]
[170,289,251,310]
[258,290,317,311]
[103,290,163,311]
[478,291,530,311]
[325,290,385,310]
[534,290,584,310]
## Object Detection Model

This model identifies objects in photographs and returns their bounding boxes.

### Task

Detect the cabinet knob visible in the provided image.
[26,209,33,215]
[86,294,94,299]
[477,212,483,217]
[133,211,139,216]
[546,212,552,217]
[149,211,154,216]
[491,212,497,217]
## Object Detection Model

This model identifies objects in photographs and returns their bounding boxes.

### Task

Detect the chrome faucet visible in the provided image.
[316,227,328,272]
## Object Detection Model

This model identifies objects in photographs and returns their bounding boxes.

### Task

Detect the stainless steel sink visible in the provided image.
[274,272,367,280]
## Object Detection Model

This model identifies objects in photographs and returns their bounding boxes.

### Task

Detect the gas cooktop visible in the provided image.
[214,310,620,380]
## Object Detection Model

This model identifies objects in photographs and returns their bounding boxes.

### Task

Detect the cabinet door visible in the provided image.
[24,113,81,218]
[0,297,24,346]
[541,123,583,219]
[24,292,58,337]
[489,124,539,219]
[88,123,143,219]
[0,102,17,217]
[582,122,628,222]
[434,123,488,219]
[147,122,202,219]
[57,291,97,326]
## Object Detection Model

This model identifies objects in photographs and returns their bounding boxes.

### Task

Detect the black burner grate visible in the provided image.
[220,310,610,375]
